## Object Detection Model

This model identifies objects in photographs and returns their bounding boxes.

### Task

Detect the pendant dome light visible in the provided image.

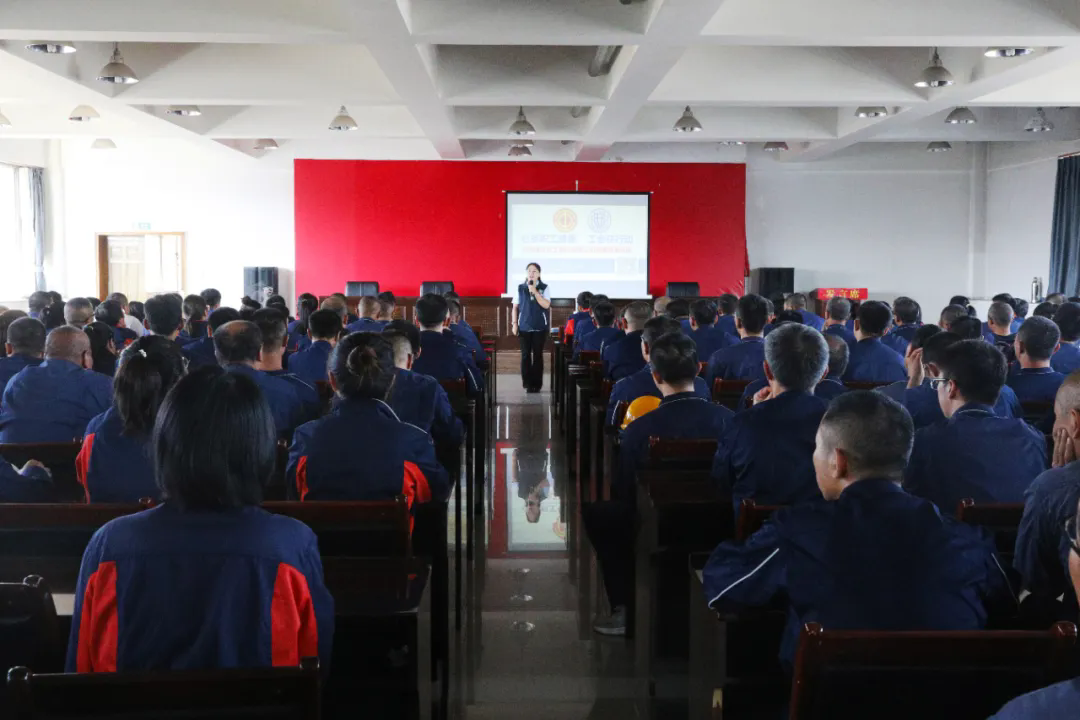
[915,48,953,88]
[509,107,536,136]
[91,138,117,150]
[329,106,358,131]
[944,107,977,124]
[166,105,202,117]
[97,43,139,84]
[855,107,889,118]
[763,142,789,152]
[508,144,532,157]
[1024,107,1054,133]
[69,105,99,122]
[254,138,279,151]
[26,41,76,54]
[985,47,1033,58]
[926,141,952,152]
[672,106,703,132]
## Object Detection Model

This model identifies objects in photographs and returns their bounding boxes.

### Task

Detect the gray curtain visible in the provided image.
[29,167,45,291]
[1050,155,1080,296]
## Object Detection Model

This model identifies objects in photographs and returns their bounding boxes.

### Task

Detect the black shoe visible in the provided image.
[526,387,540,393]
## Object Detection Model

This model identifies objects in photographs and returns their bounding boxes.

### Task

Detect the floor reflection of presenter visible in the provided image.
[515,413,551,524]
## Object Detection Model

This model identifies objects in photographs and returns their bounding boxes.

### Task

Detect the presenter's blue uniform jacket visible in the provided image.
[991,679,1080,720]
[66,503,333,673]
[76,407,158,504]
[223,364,306,438]
[1013,461,1080,606]
[797,309,825,332]
[606,366,711,425]
[1007,367,1066,404]
[616,393,732,498]
[904,403,1047,514]
[286,340,333,385]
[704,479,1007,666]
[1051,341,1080,375]
[704,337,766,388]
[344,317,385,334]
[739,375,848,410]
[387,368,464,447]
[602,330,646,381]
[449,322,489,370]
[883,323,919,356]
[0,354,42,391]
[902,380,1021,429]
[717,315,737,337]
[0,358,113,443]
[712,391,827,512]
[842,337,906,383]
[286,398,449,515]
[181,336,217,370]
[579,326,623,355]
[414,330,481,397]
[690,325,736,363]
[823,323,856,350]
[0,461,53,502]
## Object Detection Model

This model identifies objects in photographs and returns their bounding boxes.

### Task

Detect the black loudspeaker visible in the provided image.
[666,282,700,298]
[345,281,379,296]
[749,267,794,301]
[243,267,280,304]
[420,281,454,296]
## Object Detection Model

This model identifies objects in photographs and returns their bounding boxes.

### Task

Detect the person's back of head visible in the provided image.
[920,331,961,373]
[824,334,849,377]
[992,293,1016,308]
[252,308,288,356]
[358,295,380,319]
[764,323,828,392]
[106,292,129,311]
[665,298,690,320]
[1034,301,1058,320]
[94,299,125,328]
[45,325,91,366]
[443,290,459,301]
[1016,316,1060,363]
[786,292,808,311]
[939,304,968,331]
[691,299,717,327]
[183,294,208,323]
[208,307,241,334]
[949,295,971,308]
[826,297,851,323]
[623,301,652,333]
[1054,302,1080,342]
[910,324,941,353]
[213,320,262,366]
[857,300,892,337]
[415,293,449,330]
[576,291,594,312]
[384,319,421,356]
[128,301,145,323]
[320,295,347,322]
[28,291,50,316]
[329,332,396,401]
[987,301,1014,333]
[144,294,183,336]
[814,391,914,498]
[240,296,261,314]
[642,316,682,349]
[937,339,1006,407]
[736,294,769,335]
[115,336,186,436]
[377,291,396,316]
[308,309,342,342]
[1014,299,1029,320]
[717,293,738,317]
[64,297,94,328]
[0,310,29,356]
[653,295,671,317]
[950,315,984,341]
[378,299,395,321]
[446,298,463,323]
[83,322,115,373]
[154,366,274,510]
[200,288,221,310]
[774,309,804,326]
[1046,292,1068,306]
[383,331,414,369]
[591,294,610,306]
[592,301,616,328]
[893,297,920,325]
[649,333,699,389]
[5,316,45,358]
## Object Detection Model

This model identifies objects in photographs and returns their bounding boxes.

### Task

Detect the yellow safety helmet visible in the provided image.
[622,395,662,429]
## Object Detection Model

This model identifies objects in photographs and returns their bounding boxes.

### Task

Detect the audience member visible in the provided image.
[412,293,481,397]
[144,294,184,343]
[1051,303,1080,375]
[95,299,137,350]
[689,298,733,361]
[884,296,921,355]
[182,294,209,342]
[951,314,986,341]
[1013,298,1030,334]
[844,300,906,383]
[83,322,118,377]
[345,296,385,333]
[565,291,593,336]
[45,291,67,330]
[823,297,856,348]
[1046,292,1068,306]
[665,298,693,333]
[376,291,397,323]
[287,309,340,385]
[704,294,769,387]
[603,301,651,381]
[383,323,463,447]
[572,293,608,357]
[183,307,240,370]
[949,295,977,317]
[446,298,489,371]
[1034,301,1057,320]
[0,316,45,389]
[319,295,348,327]
[578,301,622,356]
[1008,317,1066,411]
[199,288,221,315]
[652,295,671,318]
[253,308,319,418]
[716,293,738,337]
[785,292,824,331]
[106,292,145,337]
[64,297,94,329]
[879,324,940,404]
[127,301,145,326]
[0,309,27,359]
[939,303,970,331]
[739,333,850,408]
[985,301,1017,363]
[288,293,319,353]
[27,291,51,324]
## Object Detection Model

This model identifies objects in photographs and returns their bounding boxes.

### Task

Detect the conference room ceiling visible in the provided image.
[2,0,1080,162]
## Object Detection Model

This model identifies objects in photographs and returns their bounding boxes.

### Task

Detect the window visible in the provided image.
[0,164,37,303]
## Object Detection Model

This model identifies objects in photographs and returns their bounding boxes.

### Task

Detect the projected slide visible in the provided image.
[506,192,649,298]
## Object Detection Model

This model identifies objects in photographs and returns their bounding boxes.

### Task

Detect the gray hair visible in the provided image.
[764,322,828,392]
[826,297,851,322]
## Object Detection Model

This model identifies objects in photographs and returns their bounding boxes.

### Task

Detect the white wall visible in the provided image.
[0,139,47,168]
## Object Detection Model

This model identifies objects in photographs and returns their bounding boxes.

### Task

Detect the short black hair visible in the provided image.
[826,297,851,322]
[94,299,125,328]
[921,331,961,367]
[774,309,804,326]
[764,323,828,392]
[988,301,1014,328]
[116,336,187,436]
[213,320,263,365]
[592,301,616,327]
[240,296,262,311]
[446,298,463,320]
[252,308,288,353]
[308,309,341,341]
[208,307,241,332]
[28,291,50,314]
[949,295,971,307]
[416,293,449,328]
[6,316,46,355]
[691,299,717,327]
[86,297,101,309]
[992,293,1016,307]
[665,298,690,319]
[294,293,319,335]
[106,292,128,307]
[377,291,396,306]
[939,304,969,329]
[824,334,849,377]
[592,294,610,305]
[950,316,984,341]
[1014,299,1029,319]
[649,332,699,385]
[154,366,274,509]
[144,294,183,336]
[383,319,420,355]
[128,301,145,322]
[1017,316,1060,361]
[893,297,921,324]
[819,391,914,479]
[0,311,28,356]
[717,293,738,316]
[642,316,682,347]
[937,339,1006,406]
[576,291,594,310]
[787,292,808,310]
[1054,303,1080,342]
[1034,302,1058,320]
[330,332,396,401]
[857,301,892,336]
[736,294,769,334]
[443,290,460,301]
[183,294,208,322]
[200,288,222,308]
[910,324,942,352]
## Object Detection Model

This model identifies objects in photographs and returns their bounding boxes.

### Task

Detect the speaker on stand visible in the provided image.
[243,267,281,305]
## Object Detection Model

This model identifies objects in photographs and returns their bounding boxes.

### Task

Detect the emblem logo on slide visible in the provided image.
[587,208,612,233]
[552,208,578,233]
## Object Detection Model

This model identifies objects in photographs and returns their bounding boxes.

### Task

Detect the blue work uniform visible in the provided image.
[690,325,736,363]
[0,358,113,443]
[222,364,306,438]
[985,330,1018,364]
[678,318,693,334]
[798,309,825,331]
[712,391,827,511]
[739,375,848,409]
[843,337,906,383]
[571,318,596,356]
[704,336,766,388]
[266,370,321,423]
[902,380,1022,429]
[285,321,311,354]
[286,340,333,385]
[602,330,646,381]
[0,354,42,391]
[387,368,464,447]
[181,336,217,370]
[111,326,138,351]
[606,365,711,425]
[579,326,623,356]
[883,323,919,356]
[344,317,386,334]
[704,478,1008,666]
[1052,341,1080,375]
[1008,367,1066,404]
[1013,461,1080,603]
[76,407,158,504]
[823,323,856,350]
[413,330,481,397]
[449,322,489,371]
[717,315,737,338]
[990,680,1080,720]
[904,403,1047,514]
[565,310,590,336]
[0,460,53,502]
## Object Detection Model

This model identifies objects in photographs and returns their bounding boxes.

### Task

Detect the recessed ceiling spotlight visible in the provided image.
[329,106,358,131]
[915,47,953,88]
[763,142,789,152]
[985,47,1034,58]
[718,141,745,146]
[508,145,532,157]
[254,138,279,151]
[509,107,536,136]
[673,106,703,132]
[855,106,889,118]
[69,105,99,122]
[91,138,117,150]
[944,107,977,124]
[926,141,952,152]
[26,41,76,54]
[1024,107,1054,133]
[97,43,139,84]
[166,105,202,117]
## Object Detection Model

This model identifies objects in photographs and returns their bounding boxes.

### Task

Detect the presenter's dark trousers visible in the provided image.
[519,330,546,390]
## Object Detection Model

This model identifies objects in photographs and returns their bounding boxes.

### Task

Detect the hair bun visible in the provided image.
[346,346,379,376]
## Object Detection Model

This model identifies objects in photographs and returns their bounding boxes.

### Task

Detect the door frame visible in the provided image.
[96,232,186,301]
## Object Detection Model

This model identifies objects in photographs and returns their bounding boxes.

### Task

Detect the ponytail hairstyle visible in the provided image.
[115,335,187,436]
[329,332,396,401]
[294,293,319,337]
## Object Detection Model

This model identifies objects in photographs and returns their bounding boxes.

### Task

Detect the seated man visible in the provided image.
[1008,316,1066,408]
[384,323,464,448]
[602,301,651,381]
[578,301,623,356]
[0,326,112,442]
[319,295,350,328]
[843,300,906,383]
[253,307,319,421]
[94,300,138,350]
[106,292,145,337]
[0,317,45,390]
[564,291,593,337]
[183,307,240,370]
[181,294,209,344]
[589,332,734,636]
[412,293,482,397]
[880,324,940,404]
[652,295,671,318]
[63,297,94,330]
[144,294,185,344]
[690,298,735,361]
[704,293,769,387]
[823,297,856,349]
[905,340,1047,513]
[739,333,850,407]
[1051,302,1080,375]
[938,303,970,332]
[984,301,1017,364]
[0,457,52,502]
[199,287,221,315]
[215,321,307,437]
[572,293,608,357]
[665,298,693,333]
[785,292,825,331]
[446,298,490,371]
[606,316,710,424]
[713,322,829,510]
[716,293,739,338]
[883,296,921,356]
[345,295,385,333]
[705,391,1009,667]
[287,309,340,385]
[1013,298,1030,334]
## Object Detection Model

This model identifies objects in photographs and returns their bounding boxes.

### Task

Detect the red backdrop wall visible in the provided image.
[294,160,746,298]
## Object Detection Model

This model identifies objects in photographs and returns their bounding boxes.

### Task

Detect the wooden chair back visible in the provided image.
[1020,400,1055,426]
[577,350,601,367]
[470,324,482,339]
[645,438,718,472]
[956,498,1025,559]
[599,378,613,403]
[0,575,62,676]
[8,658,321,720]
[265,439,290,501]
[790,621,1078,720]
[264,499,411,557]
[712,379,750,410]
[439,378,467,399]
[612,401,630,428]
[736,498,783,541]
[0,442,83,501]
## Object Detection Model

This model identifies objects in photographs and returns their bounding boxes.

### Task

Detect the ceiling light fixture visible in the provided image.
[1025,107,1054,133]
[914,47,953,88]
[673,106,703,133]
[166,105,202,117]
[508,145,532,157]
[69,105,99,122]
[97,43,139,84]
[945,107,977,124]
[254,138,279,151]
[91,138,117,150]
[985,47,1034,58]
[509,107,536,136]
[855,106,889,118]
[25,41,76,54]
[926,141,952,152]
[763,142,789,152]
[719,141,745,146]
[588,46,622,78]
[329,106,358,131]
[0,108,10,128]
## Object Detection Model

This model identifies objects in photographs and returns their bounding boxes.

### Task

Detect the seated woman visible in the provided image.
[67,365,333,672]
[94,300,138,350]
[286,332,449,510]
[82,321,118,377]
[77,337,186,503]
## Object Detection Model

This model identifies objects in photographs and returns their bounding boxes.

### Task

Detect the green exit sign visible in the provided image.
[134,222,151,231]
